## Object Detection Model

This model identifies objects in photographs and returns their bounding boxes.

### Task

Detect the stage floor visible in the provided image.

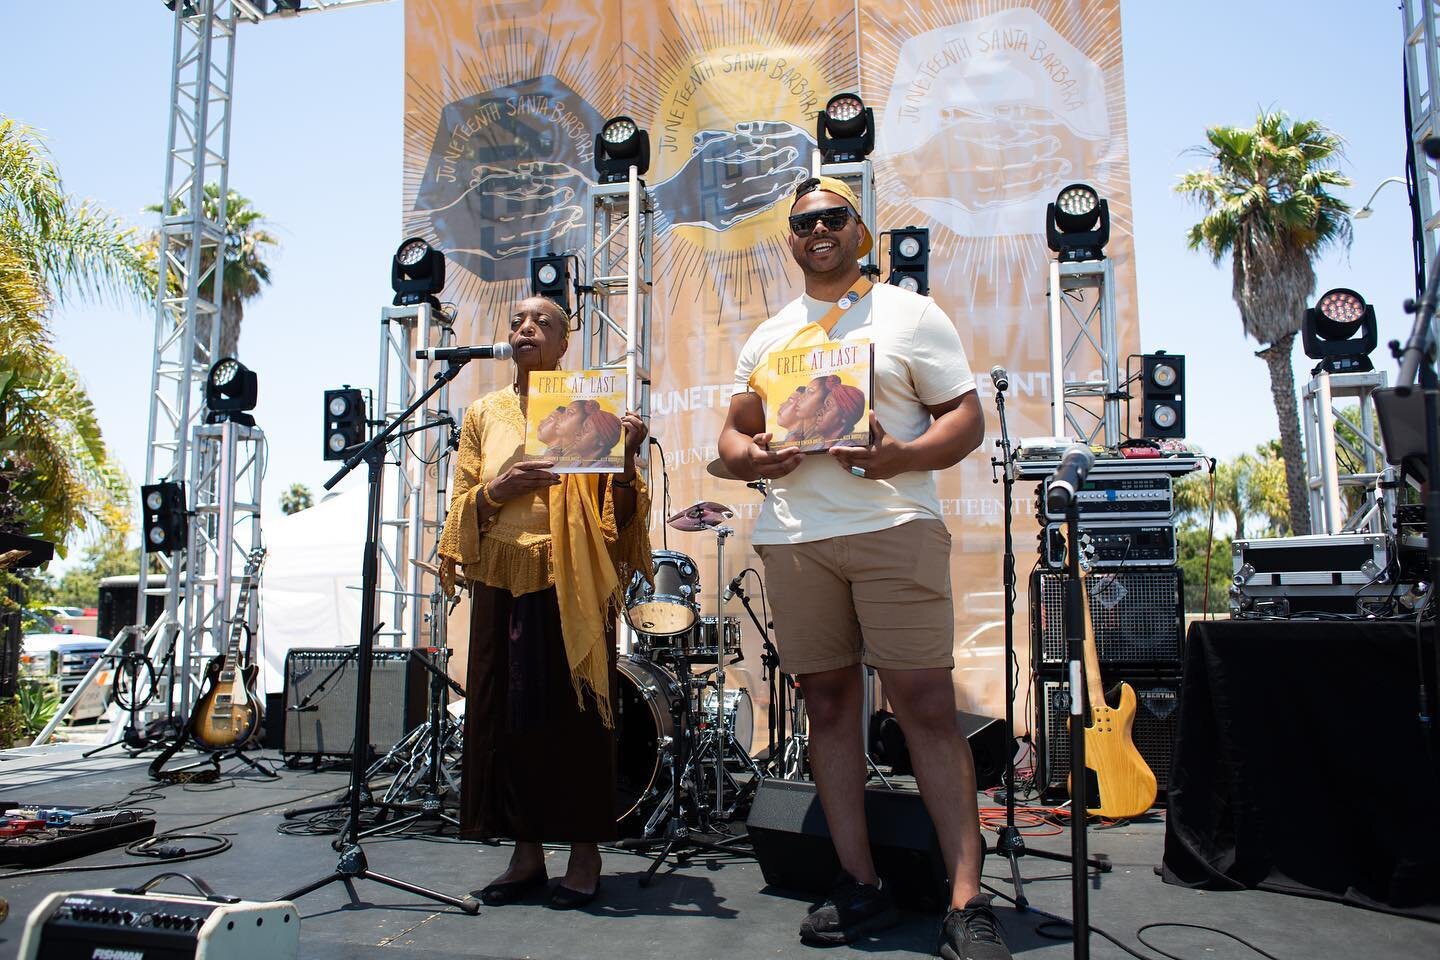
[0,745,1434,960]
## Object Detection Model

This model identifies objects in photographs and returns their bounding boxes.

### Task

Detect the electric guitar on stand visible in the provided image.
[192,548,267,751]
[1068,541,1158,819]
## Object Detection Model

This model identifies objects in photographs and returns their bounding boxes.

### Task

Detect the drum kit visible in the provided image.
[616,494,768,845]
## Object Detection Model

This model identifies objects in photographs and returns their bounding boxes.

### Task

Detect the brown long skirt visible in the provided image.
[459,584,618,843]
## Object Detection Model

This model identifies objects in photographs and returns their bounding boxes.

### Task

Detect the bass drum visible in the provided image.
[613,655,683,830]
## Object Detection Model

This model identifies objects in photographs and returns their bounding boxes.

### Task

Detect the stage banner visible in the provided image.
[405,0,1137,730]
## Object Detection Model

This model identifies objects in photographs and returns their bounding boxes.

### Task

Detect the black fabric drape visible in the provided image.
[1163,619,1440,921]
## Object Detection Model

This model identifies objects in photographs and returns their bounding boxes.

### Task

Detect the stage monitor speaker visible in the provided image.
[746,778,950,908]
[1032,567,1184,669]
[282,647,431,760]
[1039,675,1181,796]
[869,710,1009,788]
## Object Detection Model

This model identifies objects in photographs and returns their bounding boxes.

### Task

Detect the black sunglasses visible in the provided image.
[788,206,852,237]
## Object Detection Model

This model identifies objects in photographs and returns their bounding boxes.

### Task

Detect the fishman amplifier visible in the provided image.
[20,877,298,960]
[1044,521,1177,568]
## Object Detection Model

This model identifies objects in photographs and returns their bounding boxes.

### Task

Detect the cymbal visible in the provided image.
[410,558,441,577]
[706,457,740,481]
[667,501,734,532]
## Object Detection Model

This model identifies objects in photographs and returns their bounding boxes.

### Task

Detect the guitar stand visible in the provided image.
[205,744,279,779]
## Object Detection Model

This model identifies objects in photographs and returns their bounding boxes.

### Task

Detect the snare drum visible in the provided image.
[625,550,699,637]
[699,685,754,755]
[683,615,741,660]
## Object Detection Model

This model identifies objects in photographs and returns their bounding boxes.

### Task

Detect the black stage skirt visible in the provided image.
[460,584,618,843]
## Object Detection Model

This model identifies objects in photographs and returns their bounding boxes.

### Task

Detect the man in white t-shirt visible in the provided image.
[718,177,1008,960]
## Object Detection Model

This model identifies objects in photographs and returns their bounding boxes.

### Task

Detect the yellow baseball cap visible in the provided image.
[791,175,873,259]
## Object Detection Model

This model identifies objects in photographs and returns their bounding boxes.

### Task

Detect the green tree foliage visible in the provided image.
[280,482,313,515]
[1176,522,1234,615]
[1177,110,1352,537]
[0,117,147,555]
[32,532,145,610]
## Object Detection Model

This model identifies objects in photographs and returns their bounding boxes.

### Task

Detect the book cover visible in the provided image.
[525,370,627,473]
[763,339,873,453]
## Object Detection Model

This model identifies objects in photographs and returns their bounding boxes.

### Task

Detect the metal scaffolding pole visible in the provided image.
[1404,0,1440,266]
[1302,370,1395,537]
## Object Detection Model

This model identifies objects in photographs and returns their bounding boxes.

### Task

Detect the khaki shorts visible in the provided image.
[754,519,954,674]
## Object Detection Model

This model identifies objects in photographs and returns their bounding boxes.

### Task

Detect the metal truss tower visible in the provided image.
[1046,259,1121,446]
[812,156,879,278]
[116,0,394,737]
[375,305,457,650]
[581,169,655,421]
[1404,0,1440,267]
[1302,370,1395,537]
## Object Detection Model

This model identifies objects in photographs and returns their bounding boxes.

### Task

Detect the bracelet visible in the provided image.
[480,483,503,509]
[613,475,635,487]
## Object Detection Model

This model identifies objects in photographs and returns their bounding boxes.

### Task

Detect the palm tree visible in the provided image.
[1175,441,1290,540]
[1176,110,1352,536]
[1,117,147,554]
[148,183,278,359]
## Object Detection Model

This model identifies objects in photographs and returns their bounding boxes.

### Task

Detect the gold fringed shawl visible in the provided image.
[438,388,653,725]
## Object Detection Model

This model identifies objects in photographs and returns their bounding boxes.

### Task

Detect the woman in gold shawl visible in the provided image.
[439,295,651,910]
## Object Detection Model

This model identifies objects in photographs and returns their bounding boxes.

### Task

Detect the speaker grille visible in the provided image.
[282,648,430,758]
[1034,569,1183,668]
[1039,677,1181,795]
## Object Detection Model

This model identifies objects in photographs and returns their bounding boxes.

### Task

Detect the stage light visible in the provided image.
[141,481,187,554]
[1140,351,1185,439]
[816,93,875,164]
[594,115,651,184]
[323,387,365,461]
[391,236,446,308]
[886,226,930,295]
[205,357,258,427]
[1303,287,1378,375]
[530,254,572,314]
[1046,183,1110,262]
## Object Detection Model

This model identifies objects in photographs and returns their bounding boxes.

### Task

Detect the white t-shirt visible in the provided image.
[731,283,976,545]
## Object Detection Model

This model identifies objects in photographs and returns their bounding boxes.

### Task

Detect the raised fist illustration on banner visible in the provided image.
[656,120,813,230]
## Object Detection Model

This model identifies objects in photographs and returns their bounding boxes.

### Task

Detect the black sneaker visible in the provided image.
[938,894,1011,960]
[798,872,900,946]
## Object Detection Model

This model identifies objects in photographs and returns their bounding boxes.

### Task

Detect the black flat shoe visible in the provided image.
[479,873,548,906]
[548,879,601,910]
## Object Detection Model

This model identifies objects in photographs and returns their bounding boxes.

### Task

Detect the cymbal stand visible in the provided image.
[730,576,787,772]
[360,648,465,838]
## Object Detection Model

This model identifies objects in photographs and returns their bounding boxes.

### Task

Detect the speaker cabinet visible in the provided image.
[869,710,1009,788]
[282,648,432,760]
[1031,568,1184,669]
[746,778,950,908]
[1038,675,1181,796]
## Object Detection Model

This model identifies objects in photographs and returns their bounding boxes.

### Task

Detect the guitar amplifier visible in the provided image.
[282,648,432,760]
[1031,568,1184,669]
[1038,676,1181,796]
[20,882,298,960]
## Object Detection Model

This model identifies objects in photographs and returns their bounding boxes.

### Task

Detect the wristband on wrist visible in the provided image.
[480,482,503,509]
[613,475,635,487]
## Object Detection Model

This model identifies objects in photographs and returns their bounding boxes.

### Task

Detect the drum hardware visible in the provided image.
[666,501,735,532]
[726,571,805,779]
[625,549,700,637]
[357,647,465,839]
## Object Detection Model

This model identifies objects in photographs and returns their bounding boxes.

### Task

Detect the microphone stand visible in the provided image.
[1062,498,1091,960]
[987,384,1106,911]
[731,579,786,770]
[1395,242,1440,717]
[279,359,477,914]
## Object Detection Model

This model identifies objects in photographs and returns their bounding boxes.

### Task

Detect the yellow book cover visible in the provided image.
[763,339,873,453]
[525,371,627,473]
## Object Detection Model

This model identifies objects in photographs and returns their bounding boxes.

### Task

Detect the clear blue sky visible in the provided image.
[0,1,1413,566]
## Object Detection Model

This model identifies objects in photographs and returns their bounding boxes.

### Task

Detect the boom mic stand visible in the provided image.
[279,359,477,914]
[1061,496,1092,959]
[986,379,1108,912]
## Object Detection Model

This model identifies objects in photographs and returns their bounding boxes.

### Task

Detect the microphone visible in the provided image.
[415,343,513,363]
[722,573,745,601]
[990,365,1009,392]
[1045,444,1096,514]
